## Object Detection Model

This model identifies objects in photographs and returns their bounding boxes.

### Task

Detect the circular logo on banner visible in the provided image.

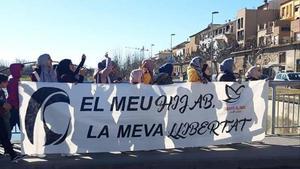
[25,87,71,146]
[223,84,245,103]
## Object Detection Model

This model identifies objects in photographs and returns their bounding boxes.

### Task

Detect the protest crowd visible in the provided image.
[0,53,266,162]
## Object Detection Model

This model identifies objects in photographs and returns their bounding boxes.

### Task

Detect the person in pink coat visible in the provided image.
[7,63,24,135]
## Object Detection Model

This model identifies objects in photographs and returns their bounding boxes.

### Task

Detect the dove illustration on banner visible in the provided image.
[223,84,245,103]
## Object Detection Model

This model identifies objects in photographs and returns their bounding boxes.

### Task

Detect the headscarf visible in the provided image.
[189,56,206,81]
[56,59,73,81]
[98,59,107,70]
[142,59,154,77]
[245,66,261,80]
[202,63,209,73]
[37,54,57,82]
[10,63,24,79]
[202,63,211,82]
[159,63,173,77]
[220,58,234,74]
[130,69,143,84]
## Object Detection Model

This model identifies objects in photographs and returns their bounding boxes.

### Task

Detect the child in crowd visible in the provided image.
[7,64,24,137]
[0,73,23,162]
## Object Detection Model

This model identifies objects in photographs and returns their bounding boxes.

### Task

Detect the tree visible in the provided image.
[199,38,240,74]
[0,59,9,75]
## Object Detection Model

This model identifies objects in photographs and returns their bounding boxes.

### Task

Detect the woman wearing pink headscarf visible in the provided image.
[129,69,143,84]
[245,66,262,81]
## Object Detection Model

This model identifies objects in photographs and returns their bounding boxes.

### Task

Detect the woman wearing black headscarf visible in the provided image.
[202,63,212,82]
[56,55,86,83]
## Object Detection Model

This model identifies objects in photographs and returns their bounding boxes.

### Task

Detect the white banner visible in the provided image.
[19,80,268,155]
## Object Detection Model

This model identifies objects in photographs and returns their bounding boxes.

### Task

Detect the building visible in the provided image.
[199,21,237,52]
[256,0,300,48]
[289,0,300,42]
[295,0,300,19]
[172,41,189,78]
[257,20,291,47]
[185,33,199,57]
[236,8,279,49]
[257,0,283,10]
[154,50,172,60]
[291,18,300,41]
[280,0,299,20]
[172,41,188,57]
[214,20,237,44]
[231,0,300,75]
[232,42,300,75]
[185,24,222,58]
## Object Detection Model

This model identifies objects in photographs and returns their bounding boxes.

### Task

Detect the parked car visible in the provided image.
[274,72,300,88]
[274,72,300,81]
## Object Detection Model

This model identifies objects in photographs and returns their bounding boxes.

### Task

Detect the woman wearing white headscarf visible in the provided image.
[31,54,57,82]
[187,56,208,83]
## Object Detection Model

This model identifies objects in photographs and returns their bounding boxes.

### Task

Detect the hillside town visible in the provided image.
[155,0,300,80]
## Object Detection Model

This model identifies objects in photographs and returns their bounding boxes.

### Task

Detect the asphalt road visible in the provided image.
[1,136,300,169]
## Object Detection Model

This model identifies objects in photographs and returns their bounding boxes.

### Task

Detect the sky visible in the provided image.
[0,0,263,68]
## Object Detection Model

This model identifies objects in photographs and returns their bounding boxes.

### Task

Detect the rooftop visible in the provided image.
[189,24,222,38]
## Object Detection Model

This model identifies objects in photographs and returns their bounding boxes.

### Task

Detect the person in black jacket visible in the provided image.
[217,58,236,82]
[0,74,24,162]
[56,54,86,83]
[154,63,174,85]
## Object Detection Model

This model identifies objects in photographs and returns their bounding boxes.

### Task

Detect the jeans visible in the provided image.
[0,117,16,159]
[10,108,20,130]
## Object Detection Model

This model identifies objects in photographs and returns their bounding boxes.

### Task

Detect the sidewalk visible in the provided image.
[1,136,300,169]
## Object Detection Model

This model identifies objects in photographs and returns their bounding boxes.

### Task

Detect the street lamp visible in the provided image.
[211,11,219,74]
[170,33,176,58]
[150,44,155,58]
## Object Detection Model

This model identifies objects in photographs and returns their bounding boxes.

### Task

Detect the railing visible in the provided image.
[269,81,300,135]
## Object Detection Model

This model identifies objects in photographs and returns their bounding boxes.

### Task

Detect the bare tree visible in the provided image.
[0,59,9,75]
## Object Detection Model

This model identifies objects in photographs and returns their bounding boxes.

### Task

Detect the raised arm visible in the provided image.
[74,54,86,75]
[100,53,112,78]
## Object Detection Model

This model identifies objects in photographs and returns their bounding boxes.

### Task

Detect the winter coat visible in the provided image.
[187,66,203,82]
[57,58,85,83]
[217,58,236,82]
[7,64,23,109]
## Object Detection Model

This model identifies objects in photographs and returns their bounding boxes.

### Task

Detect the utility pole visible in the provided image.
[211,11,219,74]
[170,33,176,59]
[150,44,155,58]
